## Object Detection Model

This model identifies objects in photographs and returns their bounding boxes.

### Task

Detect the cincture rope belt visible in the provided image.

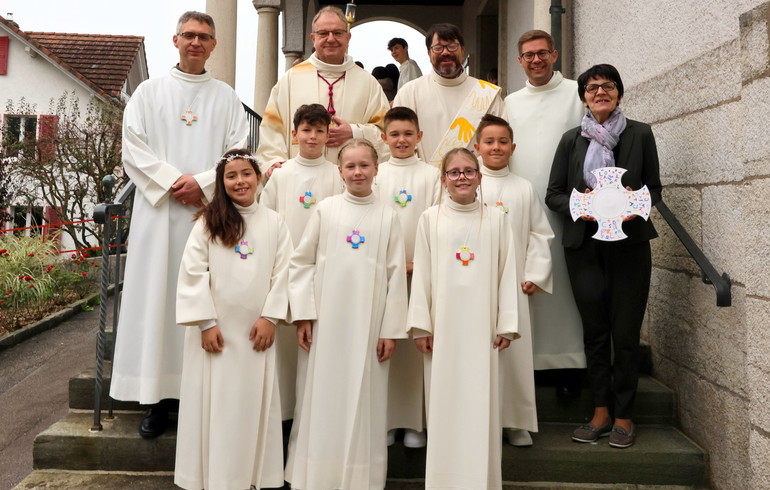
[318,73,346,116]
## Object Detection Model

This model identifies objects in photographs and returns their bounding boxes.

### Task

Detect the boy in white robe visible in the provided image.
[373,107,440,448]
[475,115,555,447]
[175,150,291,490]
[287,139,408,490]
[260,103,344,421]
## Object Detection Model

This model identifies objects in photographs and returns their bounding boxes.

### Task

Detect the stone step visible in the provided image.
[34,413,706,487]
[536,375,676,425]
[69,362,141,411]
[70,365,675,426]
[14,471,701,490]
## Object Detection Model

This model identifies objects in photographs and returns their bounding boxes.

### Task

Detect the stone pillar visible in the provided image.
[284,51,304,71]
[205,0,237,87]
[253,0,281,115]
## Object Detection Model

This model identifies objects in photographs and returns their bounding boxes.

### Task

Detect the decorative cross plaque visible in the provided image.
[569,167,652,242]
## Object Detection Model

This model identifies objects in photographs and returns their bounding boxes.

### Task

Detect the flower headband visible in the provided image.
[220,153,260,166]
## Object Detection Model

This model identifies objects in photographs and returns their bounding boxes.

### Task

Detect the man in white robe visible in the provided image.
[256,6,390,174]
[505,30,587,391]
[110,11,249,437]
[393,23,506,166]
[387,37,422,90]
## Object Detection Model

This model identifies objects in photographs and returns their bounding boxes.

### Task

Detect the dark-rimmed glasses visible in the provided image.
[585,82,617,94]
[519,50,552,62]
[445,168,478,180]
[430,43,461,54]
[177,32,214,42]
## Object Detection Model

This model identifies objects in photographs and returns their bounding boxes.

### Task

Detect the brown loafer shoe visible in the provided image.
[571,419,613,443]
[609,423,636,448]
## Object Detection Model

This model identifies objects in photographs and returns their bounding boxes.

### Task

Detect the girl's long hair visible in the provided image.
[195,148,260,248]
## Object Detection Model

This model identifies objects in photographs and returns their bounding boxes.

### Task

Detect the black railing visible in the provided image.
[91,176,134,431]
[243,103,262,152]
[90,104,262,429]
[655,200,731,307]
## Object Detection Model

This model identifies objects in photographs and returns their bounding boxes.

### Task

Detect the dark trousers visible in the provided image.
[564,234,651,419]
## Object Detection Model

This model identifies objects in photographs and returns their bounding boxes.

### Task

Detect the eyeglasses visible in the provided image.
[519,50,552,62]
[430,43,461,54]
[177,32,214,42]
[313,30,348,39]
[585,81,617,94]
[445,168,478,180]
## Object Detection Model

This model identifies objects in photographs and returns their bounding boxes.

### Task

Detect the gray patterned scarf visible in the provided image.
[581,107,627,189]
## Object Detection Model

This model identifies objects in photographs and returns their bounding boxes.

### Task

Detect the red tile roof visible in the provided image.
[0,15,145,102]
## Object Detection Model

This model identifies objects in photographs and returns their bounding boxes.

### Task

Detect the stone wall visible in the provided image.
[573,1,770,488]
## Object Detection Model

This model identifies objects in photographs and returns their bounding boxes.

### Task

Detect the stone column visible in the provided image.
[284,51,304,71]
[205,0,237,87]
[253,0,281,115]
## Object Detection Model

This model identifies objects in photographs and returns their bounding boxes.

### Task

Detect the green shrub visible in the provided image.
[0,234,100,334]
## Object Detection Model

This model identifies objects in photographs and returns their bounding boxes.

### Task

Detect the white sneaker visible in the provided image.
[387,429,396,446]
[505,428,533,447]
[403,429,427,448]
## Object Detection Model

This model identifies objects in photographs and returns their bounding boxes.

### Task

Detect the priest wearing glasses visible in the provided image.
[110,10,249,438]
[393,22,506,167]
[256,5,390,175]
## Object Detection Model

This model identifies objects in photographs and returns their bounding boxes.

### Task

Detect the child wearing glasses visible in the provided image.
[286,139,408,490]
[476,115,555,448]
[409,147,519,489]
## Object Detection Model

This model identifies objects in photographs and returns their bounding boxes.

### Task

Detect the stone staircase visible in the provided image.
[16,345,708,489]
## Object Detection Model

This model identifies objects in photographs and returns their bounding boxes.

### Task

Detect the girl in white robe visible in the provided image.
[287,139,408,490]
[175,150,292,490]
[409,148,519,490]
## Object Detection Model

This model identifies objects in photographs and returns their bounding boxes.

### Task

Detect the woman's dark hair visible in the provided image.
[576,63,624,102]
[196,148,260,248]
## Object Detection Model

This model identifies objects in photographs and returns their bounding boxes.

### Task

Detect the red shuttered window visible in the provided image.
[0,37,8,75]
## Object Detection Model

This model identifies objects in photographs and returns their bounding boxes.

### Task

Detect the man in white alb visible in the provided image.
[505,29,587,394]
[256,6,390,175]
[110,11,249,438]
[387,37,422,90]
[393,23,506,166]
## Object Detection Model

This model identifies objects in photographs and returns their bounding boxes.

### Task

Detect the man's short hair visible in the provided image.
[312,6,346,29]
[425,23,464,51]
[384,106,420,131]
[477,114,513,140]
[176,11,216,38]
[293,104,332,130]
[517,29,553,54]
[388,37,408,50]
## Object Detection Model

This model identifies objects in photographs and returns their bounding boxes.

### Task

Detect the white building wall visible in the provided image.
[572,1,770,488]
[0,30,98,114]
[0,29,103,252]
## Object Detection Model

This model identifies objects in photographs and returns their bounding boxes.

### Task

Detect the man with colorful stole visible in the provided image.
[110,11,249,438]
[393,23,506,167]
[256,6,391,174]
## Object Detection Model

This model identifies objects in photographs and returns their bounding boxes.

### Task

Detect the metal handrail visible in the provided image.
[91,177,134,431]
[655,200,731,307]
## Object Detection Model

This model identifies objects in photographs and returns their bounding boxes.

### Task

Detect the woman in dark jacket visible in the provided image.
[545,64,662,449]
